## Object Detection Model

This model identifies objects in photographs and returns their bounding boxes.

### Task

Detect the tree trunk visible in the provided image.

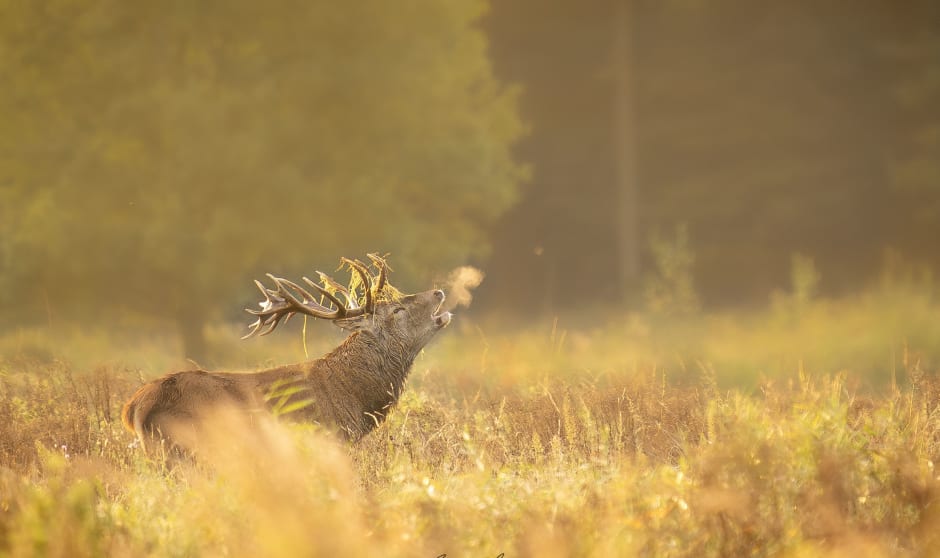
[613,0,640,303]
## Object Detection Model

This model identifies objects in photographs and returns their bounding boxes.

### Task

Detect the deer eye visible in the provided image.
[393,307,406,315]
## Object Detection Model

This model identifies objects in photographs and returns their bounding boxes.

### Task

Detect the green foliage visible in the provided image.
[645,224,700,316]
[264,378,314,419]
[0,0,526,354]
[789,252,821,306]
[3,472,115,558]
[771,252,821,320]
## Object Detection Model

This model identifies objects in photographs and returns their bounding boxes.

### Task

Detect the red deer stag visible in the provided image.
[121,254,452,455]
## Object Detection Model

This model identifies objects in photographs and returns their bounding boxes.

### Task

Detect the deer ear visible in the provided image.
[333,314,371,332]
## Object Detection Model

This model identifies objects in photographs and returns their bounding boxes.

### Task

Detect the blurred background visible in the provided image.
[1,0,938,367]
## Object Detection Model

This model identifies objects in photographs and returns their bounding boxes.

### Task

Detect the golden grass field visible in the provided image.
[1,283,939,557]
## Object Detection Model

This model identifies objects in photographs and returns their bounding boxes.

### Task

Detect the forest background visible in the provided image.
[1,0,938,368]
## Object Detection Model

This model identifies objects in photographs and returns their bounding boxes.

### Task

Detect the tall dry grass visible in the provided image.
[1,285,939,556]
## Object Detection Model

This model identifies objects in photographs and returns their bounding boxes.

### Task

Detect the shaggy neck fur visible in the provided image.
[280,330,424,440]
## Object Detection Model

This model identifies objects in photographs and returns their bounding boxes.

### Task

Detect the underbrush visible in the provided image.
[1,357,939,557]
[1,287,939,556]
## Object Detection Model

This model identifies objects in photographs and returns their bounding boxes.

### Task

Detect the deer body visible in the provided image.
[122,256,451,453]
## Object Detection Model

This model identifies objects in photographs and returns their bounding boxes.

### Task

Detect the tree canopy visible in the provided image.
[0,0,526,358]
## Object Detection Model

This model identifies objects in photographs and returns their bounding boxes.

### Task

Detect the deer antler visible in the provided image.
[367,253,388,294]
[243,254,390,339]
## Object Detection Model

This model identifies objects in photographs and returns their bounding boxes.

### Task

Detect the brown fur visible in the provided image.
[122,288,451,454]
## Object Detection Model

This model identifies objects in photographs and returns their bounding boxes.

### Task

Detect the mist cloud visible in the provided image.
[443,266,484,311]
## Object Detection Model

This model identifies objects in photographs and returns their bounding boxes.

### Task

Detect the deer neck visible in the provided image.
[319,331,418,412]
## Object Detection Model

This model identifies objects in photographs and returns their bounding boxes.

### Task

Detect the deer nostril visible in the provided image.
[433,290,445,301]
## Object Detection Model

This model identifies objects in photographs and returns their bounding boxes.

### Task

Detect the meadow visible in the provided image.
[1,280,939,557]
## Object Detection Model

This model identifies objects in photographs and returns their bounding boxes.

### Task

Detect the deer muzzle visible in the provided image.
[431,290,451,327]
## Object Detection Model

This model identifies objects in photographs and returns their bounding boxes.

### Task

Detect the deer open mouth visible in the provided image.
[434,311,452,328]
[432,291,451,327]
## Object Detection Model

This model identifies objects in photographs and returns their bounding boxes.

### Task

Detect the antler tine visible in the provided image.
[243,255,392,339]
[243,273,349,339]
[242,279,284,339]
[258,312,288,337]
[367,253,388,294]
[310,272,357,309]
[243,312,288,339]
[275,277,352,322]
[242,317,264,339]
[249,279,279,309]
[340,257,374,314]
[293,277,342,311]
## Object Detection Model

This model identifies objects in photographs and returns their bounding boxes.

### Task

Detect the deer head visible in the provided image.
[243,253,452,352]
